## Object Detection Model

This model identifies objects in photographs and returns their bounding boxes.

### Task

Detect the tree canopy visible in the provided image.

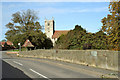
[55,1,120,51]
[5,9,42,37]
[101,1,120,50]
[5,9,53,49]
[54,25,108,50]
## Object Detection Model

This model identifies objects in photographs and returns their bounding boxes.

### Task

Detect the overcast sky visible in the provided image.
[0,1,110,41]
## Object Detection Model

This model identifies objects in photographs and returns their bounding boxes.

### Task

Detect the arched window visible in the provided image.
[48,23,50,26]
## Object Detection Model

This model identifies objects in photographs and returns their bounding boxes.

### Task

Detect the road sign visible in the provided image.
[91,51,97,57]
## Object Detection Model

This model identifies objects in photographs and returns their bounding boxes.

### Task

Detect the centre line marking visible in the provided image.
[13,61,23,66]
[29,68,51,80]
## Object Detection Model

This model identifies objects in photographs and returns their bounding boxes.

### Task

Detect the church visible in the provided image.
[45,18,69,46]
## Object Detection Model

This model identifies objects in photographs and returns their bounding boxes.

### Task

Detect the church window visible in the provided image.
[48,23,50,26]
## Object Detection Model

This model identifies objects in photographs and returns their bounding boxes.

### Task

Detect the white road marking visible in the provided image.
[29,68,51,80]
[13,61,23,66]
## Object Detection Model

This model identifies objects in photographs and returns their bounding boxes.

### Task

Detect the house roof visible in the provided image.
[52,30,69,39]
[22,39,34,47]
[6,40,13,45]
[0,40,14,48]
[0,42,5,47]
[0,42,5,45]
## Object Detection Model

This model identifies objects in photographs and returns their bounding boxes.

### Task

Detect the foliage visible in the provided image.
[5,9,42,37]
[6,29,53,49]
[5,9,53,49]
[2,42,14,50]
[55,25,108,50]
[1,39,7,42]
[55,1,120,50]
[101,1,120,50]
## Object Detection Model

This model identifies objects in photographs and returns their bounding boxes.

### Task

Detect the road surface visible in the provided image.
[1,51,118,80]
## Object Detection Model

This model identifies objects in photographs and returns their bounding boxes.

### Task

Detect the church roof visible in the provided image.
[22,39,34,47]
[52,30,69,39]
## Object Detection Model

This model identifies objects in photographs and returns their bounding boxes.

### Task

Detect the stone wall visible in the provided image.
[19,49,119,71]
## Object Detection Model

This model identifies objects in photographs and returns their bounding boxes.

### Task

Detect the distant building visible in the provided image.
[0,40,15,50]
[0,42,5,47]
[45,18,69,46]
[22,39,34,50]
[0,40,14,47]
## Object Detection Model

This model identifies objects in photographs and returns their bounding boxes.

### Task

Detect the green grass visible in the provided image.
[7,48,27,52]
[7,49,19,52]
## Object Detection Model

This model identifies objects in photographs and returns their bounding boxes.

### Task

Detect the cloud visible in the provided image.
[37,7,66,15]
[36,7,108,16]
[71,7,108,13]
[1,0,111,2]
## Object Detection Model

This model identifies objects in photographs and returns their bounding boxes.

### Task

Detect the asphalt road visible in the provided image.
[1,51,118,80]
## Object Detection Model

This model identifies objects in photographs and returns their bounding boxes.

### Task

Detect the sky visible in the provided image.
[0,1,110,41]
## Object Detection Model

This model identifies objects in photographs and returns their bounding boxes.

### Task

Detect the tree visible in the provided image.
[55,25,108,50]
[3,42,11,50]
[92,31,108,49]
[1,39,6,42]
[101,1,120,50]
[5,9,42,38]
[5,9,53,49]
[44,38,53,49]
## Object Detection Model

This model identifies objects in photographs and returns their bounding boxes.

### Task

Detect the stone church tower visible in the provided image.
[45,18,55,43]
[45,18,69,46]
